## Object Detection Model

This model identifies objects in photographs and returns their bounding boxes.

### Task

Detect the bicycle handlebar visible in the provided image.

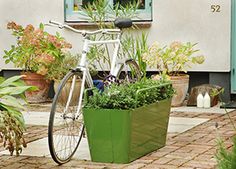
[45,20,121,35]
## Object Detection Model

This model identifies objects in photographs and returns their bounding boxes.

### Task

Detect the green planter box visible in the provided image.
[83,98,171,164]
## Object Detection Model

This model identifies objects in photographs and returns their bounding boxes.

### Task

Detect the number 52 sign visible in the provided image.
[211,5,221,12]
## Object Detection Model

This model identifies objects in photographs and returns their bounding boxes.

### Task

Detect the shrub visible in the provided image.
[4,22,72,77]
[84,79,174,110]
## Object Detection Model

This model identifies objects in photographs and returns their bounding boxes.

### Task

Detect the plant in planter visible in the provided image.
[47,52,81,105]
[0,75,37,155]
[3,22,72,103]
[46,52,80,81]
[81,0,146,78]
[143,41,205,106]
[83,79,174,163]
[121,32,149,78]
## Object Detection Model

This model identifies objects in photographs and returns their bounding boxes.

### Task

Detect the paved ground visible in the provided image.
[0,104,236,169]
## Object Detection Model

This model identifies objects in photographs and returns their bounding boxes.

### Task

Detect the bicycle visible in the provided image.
[46,18,142,164]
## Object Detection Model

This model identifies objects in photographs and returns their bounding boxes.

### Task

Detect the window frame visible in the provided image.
[64,0,153,23]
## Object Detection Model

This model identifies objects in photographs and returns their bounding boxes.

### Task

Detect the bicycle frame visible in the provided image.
[71,33,122,116]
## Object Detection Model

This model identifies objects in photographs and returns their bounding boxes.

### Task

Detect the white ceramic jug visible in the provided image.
[203,92,211,108]
[197,93,204,108]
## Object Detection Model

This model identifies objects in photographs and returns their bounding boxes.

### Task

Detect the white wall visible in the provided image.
[0,0,73,70]
[0,0,231,72]
[151,0,231,72]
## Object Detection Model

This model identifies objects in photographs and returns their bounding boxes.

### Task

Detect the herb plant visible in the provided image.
[84,79,174,110]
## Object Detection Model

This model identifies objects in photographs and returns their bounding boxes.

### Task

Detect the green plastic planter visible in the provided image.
[83,84,172,164]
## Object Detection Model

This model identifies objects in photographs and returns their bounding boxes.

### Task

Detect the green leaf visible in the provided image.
[0,105,26,129]
[0,75,23,88]
[11,80,26,87]
[0,95,25,110]
[56,32,60,38]
[0,86,37,95]
[39,23,44,30]
[0,77,5,84]
[5,60,10,64]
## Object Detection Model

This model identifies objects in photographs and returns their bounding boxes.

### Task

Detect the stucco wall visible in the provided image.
[0,0,231,72]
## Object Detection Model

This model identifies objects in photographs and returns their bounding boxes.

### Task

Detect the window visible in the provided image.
[64,0,152,23]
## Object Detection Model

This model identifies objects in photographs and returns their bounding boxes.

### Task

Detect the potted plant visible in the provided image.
[3,22,72,103]
[47,52,81,105]
[81,0,144,79]
[0,75,37,155]
[83,79,174,163]
[143,41,205,106]
[214,89,236,168]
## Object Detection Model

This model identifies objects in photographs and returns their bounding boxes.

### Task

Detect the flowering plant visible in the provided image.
[143,41,205,76]
[46,52,80,81]
[3,22,72,76]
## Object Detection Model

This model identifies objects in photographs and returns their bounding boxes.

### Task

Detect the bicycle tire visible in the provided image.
[117,59,142,83]
[48,70,85,164]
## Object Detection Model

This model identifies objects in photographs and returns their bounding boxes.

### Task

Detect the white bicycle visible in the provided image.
[46,18,142,164]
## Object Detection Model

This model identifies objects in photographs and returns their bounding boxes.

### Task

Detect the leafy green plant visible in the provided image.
[143,41,205,76]
[212,88,236,169]
[216,137,236,169]
[81,0,140,28]
[46,52,81,81]
[3,22,72,77]
[85,79,174,110]
[122,32,148,77]
[81,0,148,78]
[0,76,37,155]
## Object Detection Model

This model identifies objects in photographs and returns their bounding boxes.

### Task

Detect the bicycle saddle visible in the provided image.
[114,18,133,29]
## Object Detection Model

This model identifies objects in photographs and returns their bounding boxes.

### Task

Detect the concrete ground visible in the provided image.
[0,104,235,169]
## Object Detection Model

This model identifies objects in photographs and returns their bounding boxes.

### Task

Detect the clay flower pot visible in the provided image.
[170,75,189,107]
[21,72,50,103]
[54,79,82,106]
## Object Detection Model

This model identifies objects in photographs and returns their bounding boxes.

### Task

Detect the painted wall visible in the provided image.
[0,0,231,72]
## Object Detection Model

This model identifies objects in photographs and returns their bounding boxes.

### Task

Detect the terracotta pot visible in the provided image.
[170,75,189,107]
[21,72,50,103]
[54,79,82,106]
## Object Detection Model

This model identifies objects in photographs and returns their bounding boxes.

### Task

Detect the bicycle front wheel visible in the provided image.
[48,70,85,164]
[117,59,142,83]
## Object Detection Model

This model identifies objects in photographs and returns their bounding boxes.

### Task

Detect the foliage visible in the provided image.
[81,0,148,77]
[46,52,80,81]
[84,79,174,110]
[3,22,72,77]
[216,137,236,169]
[0,76,37,155]
[143,41,205,76]
[81,0,140,28]
[213,88,236,169]
[122,32,148,77]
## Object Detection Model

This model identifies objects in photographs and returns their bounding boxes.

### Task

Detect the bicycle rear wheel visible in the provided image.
[48,70,85,164]
[117,59,142,83]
